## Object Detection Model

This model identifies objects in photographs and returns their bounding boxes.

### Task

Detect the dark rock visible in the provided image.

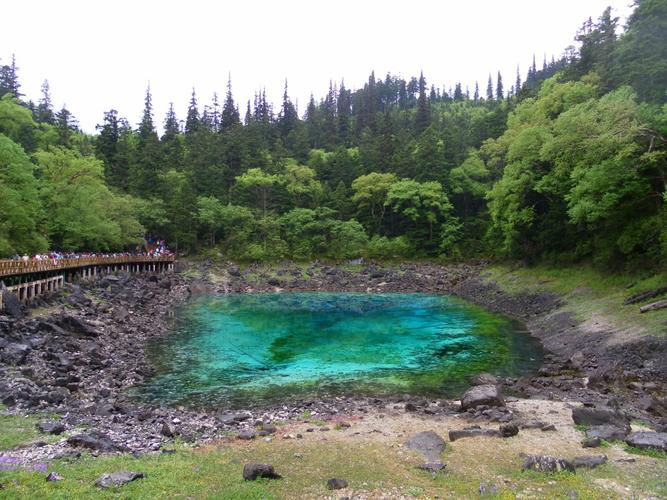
[585,425,630,441]
[571,406,628,428]
[1,284,23,318]
[37,421,66,435]
[237,430,256,440]
[625,431,667,451]
[219,412,250,425]
[161,422,177,438]
[45,472,63,481]
[582,436,601,448]
[522,455,575,473]
[449,426,500,441]
[460,384,504,411]
[67,431,129,453]
[541,424,557,432]
[405,402,418,412]
[500,423,519,437]
[405,431,446,462]
[519,420,549,429]
[96,471,145,489]
[56,314,97,337]
[573,455,607,469]
[242,463,281,481]
[267,278,281,286]
[2,343,30,364]
[326,478,349,490]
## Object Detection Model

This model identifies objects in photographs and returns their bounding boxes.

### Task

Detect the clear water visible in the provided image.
[136,293,542,408]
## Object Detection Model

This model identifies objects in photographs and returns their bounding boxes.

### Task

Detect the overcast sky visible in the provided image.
[2,0,634,133]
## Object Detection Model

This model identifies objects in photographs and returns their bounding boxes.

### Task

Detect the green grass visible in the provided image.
[624,445,667,459]
[487,264,667,336]
[0,409,60,451]
[0,437,665,499]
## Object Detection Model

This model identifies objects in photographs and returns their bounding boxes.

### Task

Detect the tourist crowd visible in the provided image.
[7,241,172,263]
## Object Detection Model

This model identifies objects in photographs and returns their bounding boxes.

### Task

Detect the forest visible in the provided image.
[1,0,666,267]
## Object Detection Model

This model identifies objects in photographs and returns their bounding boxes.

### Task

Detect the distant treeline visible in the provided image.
[1,0,666,266]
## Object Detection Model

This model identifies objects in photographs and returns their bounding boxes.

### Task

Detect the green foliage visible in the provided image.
[365,235,413,259]
[35,147,144,251]
[0,135,47,256]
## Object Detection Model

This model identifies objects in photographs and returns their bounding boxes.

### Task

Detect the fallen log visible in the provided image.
[624,285,667,305]
[639,299,667,314]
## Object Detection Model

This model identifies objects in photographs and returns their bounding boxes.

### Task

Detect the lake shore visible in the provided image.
[1,261,665,484]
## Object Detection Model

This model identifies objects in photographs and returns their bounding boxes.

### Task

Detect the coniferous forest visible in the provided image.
[1,1,666,267]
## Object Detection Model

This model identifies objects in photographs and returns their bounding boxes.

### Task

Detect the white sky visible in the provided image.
[1,0,634,133]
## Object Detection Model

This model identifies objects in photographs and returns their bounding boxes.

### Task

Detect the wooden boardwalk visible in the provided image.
[0,255,175,279]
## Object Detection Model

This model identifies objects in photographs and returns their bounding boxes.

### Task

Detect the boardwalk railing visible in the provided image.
[0,255,175,279]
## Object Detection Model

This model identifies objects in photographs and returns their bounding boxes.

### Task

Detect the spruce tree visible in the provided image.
[55,105,78,147]
[414,71,431,134]
[0,54,21,98]
[130,85,162,196]
[220,76,240,131]
[495,71,504,100]
[185,88,200,135]
[36,79,55,124]
[473,81,480,102]
[486,74,494,101]
[278,80,298,139]
[337,80,351,146]
[162,103,184,171]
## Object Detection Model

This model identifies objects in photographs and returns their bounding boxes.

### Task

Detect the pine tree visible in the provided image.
[36,79,55,124]
[414,71,431,134]
[210,93,221,132]
[495,71,504,100]
[220,76,240,131]
[96,109,122,187]
[486,74,494,101]
[515,66,522,95]
[473,81,480,102]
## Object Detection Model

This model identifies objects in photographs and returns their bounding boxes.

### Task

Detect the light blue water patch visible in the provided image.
[134,293,542,408]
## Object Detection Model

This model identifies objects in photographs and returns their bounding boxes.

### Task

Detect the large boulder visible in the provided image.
[405,431,446,462]
[585,424,630,441]
[571,406,629,428]
[625,431,667,451]
[37,421,66,435]
[460,384,504,411]
[0,284,23,318]
[326,478,349,490]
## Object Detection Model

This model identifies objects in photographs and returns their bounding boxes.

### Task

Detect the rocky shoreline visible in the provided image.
[1,261,665,464]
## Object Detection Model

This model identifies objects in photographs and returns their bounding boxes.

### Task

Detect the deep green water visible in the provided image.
[136,293,542,408]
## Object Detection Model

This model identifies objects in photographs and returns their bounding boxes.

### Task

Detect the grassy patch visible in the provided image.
[0,411,60,451]
[487,264,667,336]
[0,439,665,498]
[624,445,667,460]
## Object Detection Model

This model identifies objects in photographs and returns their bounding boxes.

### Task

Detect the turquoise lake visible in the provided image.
[136,293,543,408]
